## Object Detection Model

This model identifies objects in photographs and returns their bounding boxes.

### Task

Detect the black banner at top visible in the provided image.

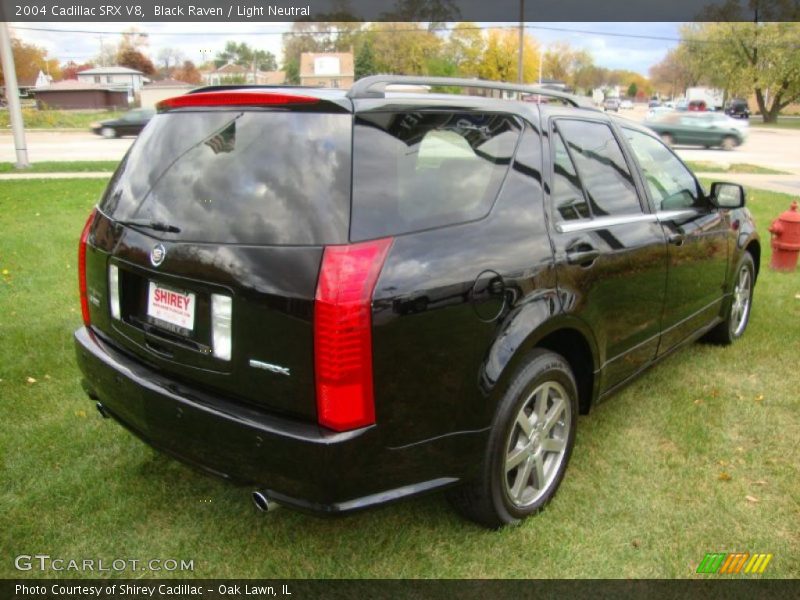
[1,0,799,22]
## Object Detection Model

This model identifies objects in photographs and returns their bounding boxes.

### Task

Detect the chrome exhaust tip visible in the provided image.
[95,402,111,419]
[252,490,279,513]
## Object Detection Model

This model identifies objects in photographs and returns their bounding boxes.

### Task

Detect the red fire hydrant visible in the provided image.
[768,201,800,272]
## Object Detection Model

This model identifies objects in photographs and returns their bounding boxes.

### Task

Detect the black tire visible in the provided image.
[447,349,579,528]
[101,127,117,139]
[704,252,755,345]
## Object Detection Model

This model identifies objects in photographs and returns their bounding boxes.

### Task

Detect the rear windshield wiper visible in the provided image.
[115,219,181,233]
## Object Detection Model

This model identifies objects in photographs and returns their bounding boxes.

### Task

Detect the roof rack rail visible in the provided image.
[347,75,595,109]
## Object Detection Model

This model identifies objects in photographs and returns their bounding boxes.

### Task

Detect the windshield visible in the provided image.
[100,110,352,245]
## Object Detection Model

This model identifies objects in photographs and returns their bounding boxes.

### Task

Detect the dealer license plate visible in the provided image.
[147,282,196,332]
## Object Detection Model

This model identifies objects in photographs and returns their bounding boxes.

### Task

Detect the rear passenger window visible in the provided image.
[351,112,522,240]
[552,132,590,221]
[555,120,642,217]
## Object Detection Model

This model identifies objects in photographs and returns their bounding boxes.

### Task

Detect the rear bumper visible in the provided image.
[74,327,467,513]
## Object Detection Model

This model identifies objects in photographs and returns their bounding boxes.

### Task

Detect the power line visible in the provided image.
[11,22,798,50]
[9,23,693,43]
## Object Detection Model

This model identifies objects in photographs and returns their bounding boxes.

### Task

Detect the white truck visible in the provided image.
[685,87,725,111]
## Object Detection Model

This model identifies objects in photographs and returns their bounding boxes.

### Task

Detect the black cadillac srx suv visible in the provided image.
[74,76,760,528]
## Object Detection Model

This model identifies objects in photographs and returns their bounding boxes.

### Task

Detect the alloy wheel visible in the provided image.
[503,381,571,508]
[730,265,752,337]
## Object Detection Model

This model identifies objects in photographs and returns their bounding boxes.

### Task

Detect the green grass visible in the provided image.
[749,117,800,129]
[0,161,118,174]
[1,179,798,579]
[0,109,123,129]
[685,161,790,175]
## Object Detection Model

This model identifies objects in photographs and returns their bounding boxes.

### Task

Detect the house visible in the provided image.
[202,62,286,86]
[140,78,196,109]
[9,70,53,98]
[34,80,129,110]
[299,52,354,89]
[77,66,146,96]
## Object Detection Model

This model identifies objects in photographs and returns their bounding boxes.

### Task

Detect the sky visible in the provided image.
[10,22,682,76]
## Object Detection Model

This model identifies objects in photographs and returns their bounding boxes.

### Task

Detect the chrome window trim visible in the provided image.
[555,213,656,233]
[554,209,701,233]
[656,209,701,221]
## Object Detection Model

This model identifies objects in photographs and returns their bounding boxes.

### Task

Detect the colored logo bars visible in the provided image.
[697,552,773,574]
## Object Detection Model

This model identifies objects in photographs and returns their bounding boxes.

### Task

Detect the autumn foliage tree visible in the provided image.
[173,60,202,85]
[117,47,156,76]
[61,61,95,81]
[478,29,540,84]
[0,37,60,85]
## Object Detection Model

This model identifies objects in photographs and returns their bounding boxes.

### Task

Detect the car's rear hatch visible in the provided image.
[85,91,352,421]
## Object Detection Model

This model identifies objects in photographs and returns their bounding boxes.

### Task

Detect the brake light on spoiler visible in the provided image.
[157,91,319,112]
[314,238,393,432]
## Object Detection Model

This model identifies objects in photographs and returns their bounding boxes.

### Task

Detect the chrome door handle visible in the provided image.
[667,233,685,246]
[566,248,600,266]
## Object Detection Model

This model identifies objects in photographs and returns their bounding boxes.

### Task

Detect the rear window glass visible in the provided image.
[99,111,351,245]
[350,112,522,240]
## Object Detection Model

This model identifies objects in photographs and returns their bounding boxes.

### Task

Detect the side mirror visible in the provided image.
[710,182,745,209]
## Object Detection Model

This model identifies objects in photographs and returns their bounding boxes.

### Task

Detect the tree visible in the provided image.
[627,82,638,98]
[477,29,540,84]
[118,27,149,54]
[215,41,277,71]
[354,39,377,79]
[0,37,59,85]
[649,45,706,98]
[542,42,597,91]
[367,22,442,76]
[173,60,202,84]
[157,47,184,72]
[445,22,485,78]
[678,21,800,122]
[117,47,156,76]
[573,64,606,93]
[61,61,94,81]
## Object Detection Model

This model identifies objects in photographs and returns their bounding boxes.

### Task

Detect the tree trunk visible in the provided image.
[754,88,773,123]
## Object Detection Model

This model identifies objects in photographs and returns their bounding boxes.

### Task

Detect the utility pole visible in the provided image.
[517,0,524,84]
[0,22,30,168]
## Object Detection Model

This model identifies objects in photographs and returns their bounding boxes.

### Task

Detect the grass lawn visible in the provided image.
[0,179,798,579]
[685,161,790,175]
[0,109,124,130]
[0,161,118,174]
[749,117,800,129]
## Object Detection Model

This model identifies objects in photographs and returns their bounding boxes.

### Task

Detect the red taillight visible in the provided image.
[78,208,97,327]
[157,91,319,112]
[314,238,393,432]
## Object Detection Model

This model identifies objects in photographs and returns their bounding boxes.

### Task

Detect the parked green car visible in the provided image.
[644,112,747,150]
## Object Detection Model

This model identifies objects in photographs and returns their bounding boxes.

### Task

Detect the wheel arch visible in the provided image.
[481,312,600,417]
[745,238,761,280]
